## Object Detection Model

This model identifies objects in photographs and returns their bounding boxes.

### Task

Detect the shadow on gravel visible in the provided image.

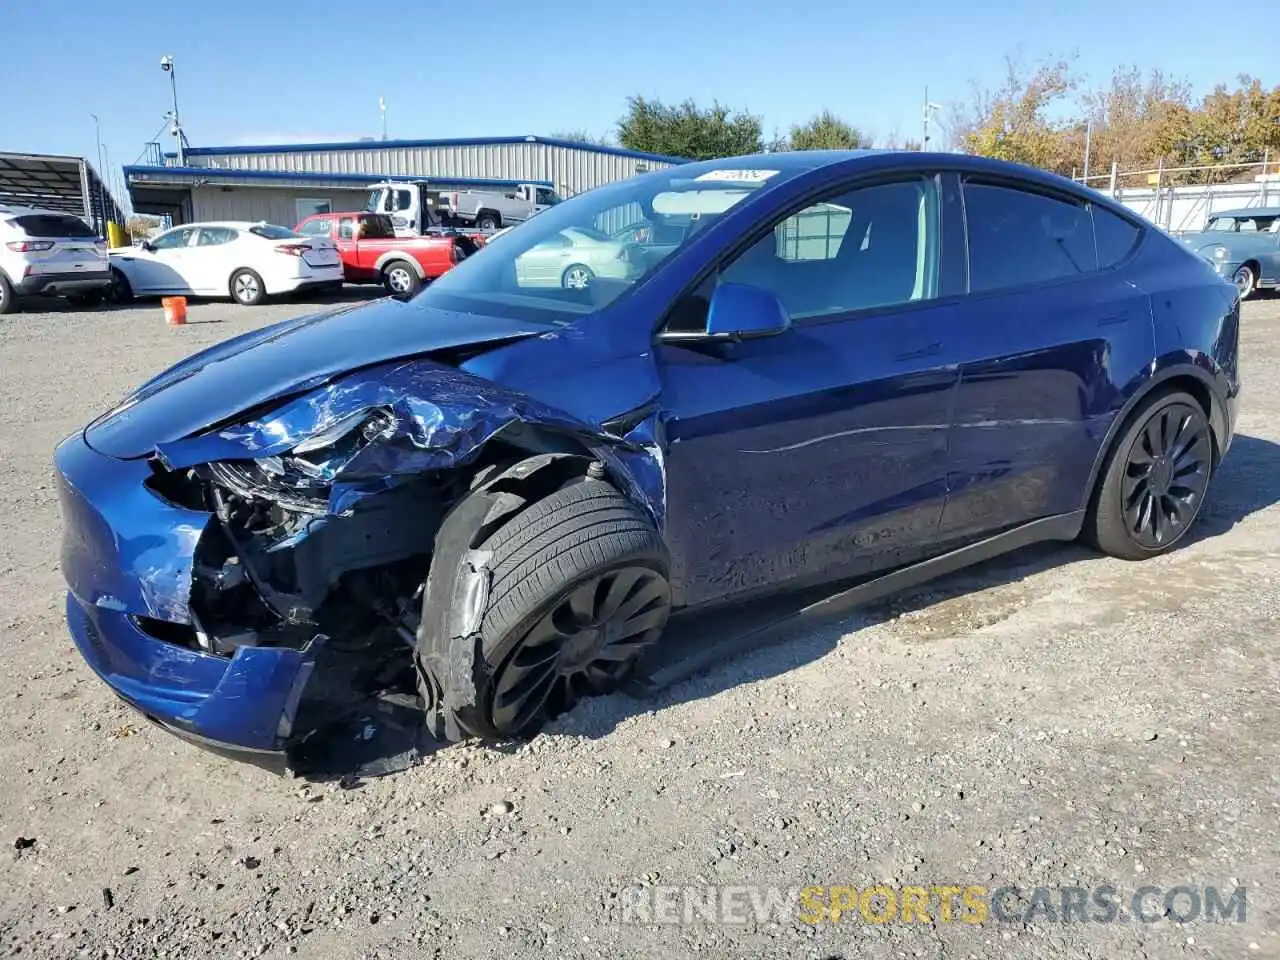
[292,434,1280,778]
[1188,433,1280,540]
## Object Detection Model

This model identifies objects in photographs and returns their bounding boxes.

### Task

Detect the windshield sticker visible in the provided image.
[693,169,781,184]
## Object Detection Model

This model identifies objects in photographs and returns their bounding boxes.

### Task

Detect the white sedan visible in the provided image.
[109,221,344,306]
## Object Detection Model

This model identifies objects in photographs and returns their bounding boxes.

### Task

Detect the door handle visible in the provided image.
[894,341,941,361]
[1097,313,1130,327]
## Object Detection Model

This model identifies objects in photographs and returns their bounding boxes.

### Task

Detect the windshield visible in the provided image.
[364,189,383,214]
[417,164,800,323]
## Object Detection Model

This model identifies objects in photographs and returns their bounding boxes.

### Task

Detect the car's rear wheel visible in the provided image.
[561,264,594,290]
[230,268,266,306]
[1233,264,1257,300]
[417,479,671,741]
[382,261,421,298]
[476,212,501,231]
[1084,390,1213,560]
[0,273,14,315]
[108,268,133,305]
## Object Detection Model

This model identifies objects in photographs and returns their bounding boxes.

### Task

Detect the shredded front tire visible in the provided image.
[416,478,670,742]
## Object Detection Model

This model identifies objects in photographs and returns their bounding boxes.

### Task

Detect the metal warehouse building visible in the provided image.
[124,136,686,227]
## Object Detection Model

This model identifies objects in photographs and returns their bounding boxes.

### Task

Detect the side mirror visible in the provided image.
[140,240,154,252]
[705,282,791,339]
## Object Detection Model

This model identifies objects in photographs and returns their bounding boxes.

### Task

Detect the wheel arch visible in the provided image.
[1082,363,1228,507]
[375,252,425,279]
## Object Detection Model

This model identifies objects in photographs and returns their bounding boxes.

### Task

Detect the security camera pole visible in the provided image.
[160,55,185,166]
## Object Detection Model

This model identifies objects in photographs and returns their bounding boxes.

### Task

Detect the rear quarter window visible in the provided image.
[964,181,1097,292]
[1092,206,1141,267]
[11,214,97,239]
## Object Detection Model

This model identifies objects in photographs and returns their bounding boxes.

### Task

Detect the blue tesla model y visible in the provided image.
[55,150,1240,764]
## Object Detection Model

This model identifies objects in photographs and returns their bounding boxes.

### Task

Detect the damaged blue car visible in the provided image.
[56,150,1241,765]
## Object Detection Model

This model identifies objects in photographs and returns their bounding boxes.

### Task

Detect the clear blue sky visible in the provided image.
[2,0,1273,185]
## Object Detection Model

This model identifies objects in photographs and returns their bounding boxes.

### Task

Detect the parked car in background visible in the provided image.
[0,205,111,313]
[294,211,478,297]
[55,151,1240,764]
[367,179,560,234]
[108,221,344,306]
[514,225,644,289]
[1178,206,1280,298]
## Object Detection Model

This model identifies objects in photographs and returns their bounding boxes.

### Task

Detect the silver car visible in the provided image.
[514,226,643,290]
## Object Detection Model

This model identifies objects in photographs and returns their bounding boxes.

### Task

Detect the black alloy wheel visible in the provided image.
[488,565,670,735]
[1119,398,1212,550]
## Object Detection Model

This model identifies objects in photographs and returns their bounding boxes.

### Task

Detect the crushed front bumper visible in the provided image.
[55,433,317,758]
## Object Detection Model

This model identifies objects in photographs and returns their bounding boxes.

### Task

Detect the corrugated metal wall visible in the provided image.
[190,143,676,196]
[191,186,370,227]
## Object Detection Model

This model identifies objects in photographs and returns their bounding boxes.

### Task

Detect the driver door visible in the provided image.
[656,175,961,609]
[131,225,198,293]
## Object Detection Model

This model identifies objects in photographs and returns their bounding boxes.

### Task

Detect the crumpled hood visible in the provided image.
[84,297,553,460]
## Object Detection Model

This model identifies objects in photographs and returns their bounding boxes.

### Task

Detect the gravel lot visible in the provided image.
[1,290,1277,960]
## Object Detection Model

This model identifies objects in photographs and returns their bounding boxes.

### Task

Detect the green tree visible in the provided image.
[786,111,872,150]
[616,96,763,160]
[549,129,613,147]
[955,53,1079,174]
[125,215,161,243]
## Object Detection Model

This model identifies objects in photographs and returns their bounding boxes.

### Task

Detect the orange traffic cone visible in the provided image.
[162,296,188,325]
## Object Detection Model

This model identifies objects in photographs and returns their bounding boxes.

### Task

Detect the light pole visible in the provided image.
[923,98,946,151]
[159,55,185,165]
[90,114,107,230]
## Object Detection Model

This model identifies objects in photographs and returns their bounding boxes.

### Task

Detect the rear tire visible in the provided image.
[476,211,501,231]
[417,479,671,742]
[0,273,14,315]
[230,268,266,306]
[382,261,421,298]
[561,264,594,290]
[1083,390,1213,560]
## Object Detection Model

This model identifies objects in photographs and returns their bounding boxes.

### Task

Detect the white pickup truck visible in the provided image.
[366,180,563,236]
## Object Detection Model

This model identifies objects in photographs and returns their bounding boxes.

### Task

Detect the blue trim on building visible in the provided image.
[174,135,689,166]
[124,165,553,189]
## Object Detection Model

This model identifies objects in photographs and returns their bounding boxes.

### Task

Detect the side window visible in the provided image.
[196,227,236,246]
[151,227,195,250]
[1092,206,1140,268]
[717,178,938,321]
[964,182,1096,292]
[359,216,395,240]
[395,190,413,211]
[338,217,357,240]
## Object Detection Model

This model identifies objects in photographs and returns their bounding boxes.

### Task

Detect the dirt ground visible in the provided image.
[0,289,1277,960]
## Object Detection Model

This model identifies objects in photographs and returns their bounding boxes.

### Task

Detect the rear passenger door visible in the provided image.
[937,175,1153,542]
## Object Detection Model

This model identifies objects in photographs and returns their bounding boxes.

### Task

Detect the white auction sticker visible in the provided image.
[692,169,781,183]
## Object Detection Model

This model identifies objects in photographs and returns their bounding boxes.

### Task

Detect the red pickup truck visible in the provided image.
[294,212,479,296]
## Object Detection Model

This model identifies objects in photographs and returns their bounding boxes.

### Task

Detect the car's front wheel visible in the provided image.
[230,268,266,306]
[108,268,133,305]
[418,478,671,741]
[1084,389,1213,560]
